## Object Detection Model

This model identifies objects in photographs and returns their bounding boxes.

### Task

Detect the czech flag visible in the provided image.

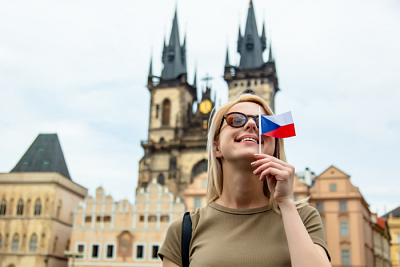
[260,111,296,138]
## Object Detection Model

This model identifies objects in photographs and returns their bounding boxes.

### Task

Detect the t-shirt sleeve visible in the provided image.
[299,204,331,262]
[158,217,183,266]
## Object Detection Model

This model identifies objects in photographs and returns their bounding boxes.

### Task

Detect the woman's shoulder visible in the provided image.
[166,206,204,234]
[295,200,322,223]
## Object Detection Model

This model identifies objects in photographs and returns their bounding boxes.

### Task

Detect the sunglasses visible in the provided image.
[217,112,260,135]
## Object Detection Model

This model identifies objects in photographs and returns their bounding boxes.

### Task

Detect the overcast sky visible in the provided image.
[1,0,399,216]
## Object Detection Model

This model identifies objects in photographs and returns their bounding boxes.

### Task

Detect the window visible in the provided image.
[161,215,169,222]
[43,160,49,164]
[158,173,165,185]
[341,249,351,265]
[162,99,170,126]
[0,234,2,250]
[76,243,86,259]
[16,199,24,215]
[155,104,160,119]
[234,83,238,87]
[316,202,324,212]
[106,244,114,259]
[34,199,41,215]
[202,181,207,188]
[254,80,257,85]
[148,215,157,222]
[38,146,45,151]
[137,245,144,259]
[329,183,337,192]
[96,216,102,222]
[24,159,29,164]
[139,215,144,222]
[261,79,264,84]
[103,216,111,222]
[339,201,347,211]
[41,233,46,247]
[85,216,92,222]
[90,244,100,259]
[0,199,6,215]
[66,239,70,251]
[152,245,159,259]
[52,236,58,253]
[340,222,349,236]
[12,234,19,251]
[194,198,201,208]
[56,201,62,219]
[247,81,251,86]
[294,196,298,202]
[29,234,37,252]
[135,243,146,261]
[397,234,400,243]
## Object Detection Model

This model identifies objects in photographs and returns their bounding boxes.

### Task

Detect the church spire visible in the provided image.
[261,21,266,51]
[268,42,274,62]
[225,47,231,67]
[161,8,187,80]
[237,0,265,69]
[148,56,153,77]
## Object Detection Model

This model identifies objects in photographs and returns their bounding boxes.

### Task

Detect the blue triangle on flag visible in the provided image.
[260,116,280,134]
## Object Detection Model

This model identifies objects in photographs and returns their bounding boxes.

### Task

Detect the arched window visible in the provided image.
[41,233,46,247]
[162,99,170,126]
[52,236,58,253]
[243,89,255,95]
[158,173,165,185]
[56,200,62,219]
[34,199,41,216]
[11,234,19,251]
[0,199,6,215]
[29,234,37,252]
[191,159,208,184]
[16,199,24,215]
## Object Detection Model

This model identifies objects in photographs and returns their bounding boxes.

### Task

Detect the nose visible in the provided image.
[244,116,258,132]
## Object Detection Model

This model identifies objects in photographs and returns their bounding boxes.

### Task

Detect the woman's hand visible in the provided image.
[251,154,295,205]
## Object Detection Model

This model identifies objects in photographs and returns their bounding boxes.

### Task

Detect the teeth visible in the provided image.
[240,137,258,143]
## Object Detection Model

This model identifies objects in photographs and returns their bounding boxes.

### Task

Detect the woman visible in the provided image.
[159,94,331,267]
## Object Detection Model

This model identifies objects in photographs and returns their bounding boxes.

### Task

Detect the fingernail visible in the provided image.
[251,161,256,166]
[254,154,260,156]
[253,170,257,174]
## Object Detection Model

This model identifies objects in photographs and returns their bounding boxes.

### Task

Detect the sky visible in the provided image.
[1,0,399,216]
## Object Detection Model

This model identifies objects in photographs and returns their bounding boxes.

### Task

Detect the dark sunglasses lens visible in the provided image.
[226,113,247,127]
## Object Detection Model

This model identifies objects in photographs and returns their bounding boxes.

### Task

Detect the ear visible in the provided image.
[213,141,223,158]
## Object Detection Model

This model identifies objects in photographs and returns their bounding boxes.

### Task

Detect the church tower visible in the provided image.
[137,10,214,199]
[224,0,279,111]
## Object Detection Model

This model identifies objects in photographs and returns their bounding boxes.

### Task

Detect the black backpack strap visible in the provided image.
[181,211,192,267]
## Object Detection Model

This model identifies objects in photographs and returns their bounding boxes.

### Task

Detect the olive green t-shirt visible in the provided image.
[159,201,330,267]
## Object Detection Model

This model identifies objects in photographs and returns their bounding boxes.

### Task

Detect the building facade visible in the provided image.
[0,134,87,267]
[383,206,400,266]
[371,213,391,267]
[70,180,185,267]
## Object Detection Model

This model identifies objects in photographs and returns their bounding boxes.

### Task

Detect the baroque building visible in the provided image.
[137,0,279,202]
[70,180,184,266]
[0,134,87,267]
[383,206,400,266]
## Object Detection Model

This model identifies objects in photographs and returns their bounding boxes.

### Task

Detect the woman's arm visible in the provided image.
[279,199,331,267]
[252,154,331,267]
[163,256,180,267]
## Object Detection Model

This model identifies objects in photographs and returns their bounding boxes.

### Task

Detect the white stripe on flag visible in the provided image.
[263,111,294,126]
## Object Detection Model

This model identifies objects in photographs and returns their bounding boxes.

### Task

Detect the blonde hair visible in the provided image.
[206,94,307,213]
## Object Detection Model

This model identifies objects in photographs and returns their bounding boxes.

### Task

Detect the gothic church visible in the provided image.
[137,0,279,200]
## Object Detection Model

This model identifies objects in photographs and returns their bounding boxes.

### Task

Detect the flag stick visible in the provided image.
[259,107,261,154]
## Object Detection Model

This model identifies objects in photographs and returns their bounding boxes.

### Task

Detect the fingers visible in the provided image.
[259,166,289,182]
[253,154,293,170]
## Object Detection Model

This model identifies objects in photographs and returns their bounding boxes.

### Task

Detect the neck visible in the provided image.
[216,158,269,209]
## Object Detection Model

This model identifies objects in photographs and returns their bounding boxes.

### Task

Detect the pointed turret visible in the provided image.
[193,67,197,88]
[268,42,274,62]
[11,134,71,179]
[260,22,266,51]
[148,56,153,77]
[237,0,264,69]
[237,26,243,53]
[161,9,187,80]
[225,47,231,67]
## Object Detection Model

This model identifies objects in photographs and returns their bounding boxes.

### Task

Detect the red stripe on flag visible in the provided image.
[263,123,296,138]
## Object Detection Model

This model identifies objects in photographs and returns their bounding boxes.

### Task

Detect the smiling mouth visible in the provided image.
[236,137,259,144]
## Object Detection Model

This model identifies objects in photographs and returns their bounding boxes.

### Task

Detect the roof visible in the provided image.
[237,0,266,69]
[160,9,187,80]
[10,133,71,180]
[382,206,400,219]
[376,217,386,229]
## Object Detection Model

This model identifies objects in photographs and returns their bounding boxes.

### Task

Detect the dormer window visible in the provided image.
[246,35,254,50]
[167,47,175,61]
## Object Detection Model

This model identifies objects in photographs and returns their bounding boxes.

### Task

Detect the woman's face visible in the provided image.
[215,102,275,162]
